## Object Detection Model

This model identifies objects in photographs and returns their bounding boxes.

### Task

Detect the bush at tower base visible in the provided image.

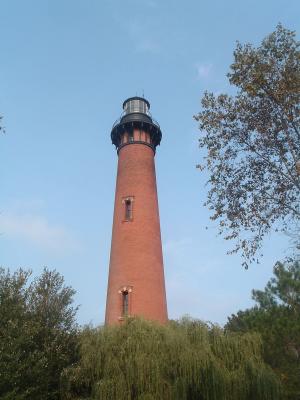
[61,317,280,400]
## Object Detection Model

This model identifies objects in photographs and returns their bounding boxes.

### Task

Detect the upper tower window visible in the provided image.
[124,198,133,221]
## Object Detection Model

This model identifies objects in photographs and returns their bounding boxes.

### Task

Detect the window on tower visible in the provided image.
[122,290,129,316]
[129,130,134,142]
[125,198,132,221]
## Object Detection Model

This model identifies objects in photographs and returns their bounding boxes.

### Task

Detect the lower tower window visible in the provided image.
[118,286,132,320]
[122,290,129,316]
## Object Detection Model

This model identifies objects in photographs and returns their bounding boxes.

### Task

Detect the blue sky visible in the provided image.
[0,0,299,325]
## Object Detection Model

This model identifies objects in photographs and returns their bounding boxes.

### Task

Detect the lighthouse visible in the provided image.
[105,97,168,325]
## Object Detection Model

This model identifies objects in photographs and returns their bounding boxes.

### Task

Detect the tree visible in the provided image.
[61,317,279,400]
[194,24,300,267]
[226,260,300,399]
[0,267,79,400]
[252,259,300,311]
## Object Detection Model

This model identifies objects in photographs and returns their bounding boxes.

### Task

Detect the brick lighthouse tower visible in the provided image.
[105,97,168,325]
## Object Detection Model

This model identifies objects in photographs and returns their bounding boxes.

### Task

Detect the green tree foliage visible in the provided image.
[0,268,79,400]
[61,317,279,400]
[226,260,300,399]
[194,24,300,267]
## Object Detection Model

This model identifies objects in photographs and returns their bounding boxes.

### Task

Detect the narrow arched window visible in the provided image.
[122,290,129,316]
[125,199,132,220]
[128,130,134,142]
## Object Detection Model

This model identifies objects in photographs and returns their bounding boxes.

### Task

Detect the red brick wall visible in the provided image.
[105,131,168,324]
